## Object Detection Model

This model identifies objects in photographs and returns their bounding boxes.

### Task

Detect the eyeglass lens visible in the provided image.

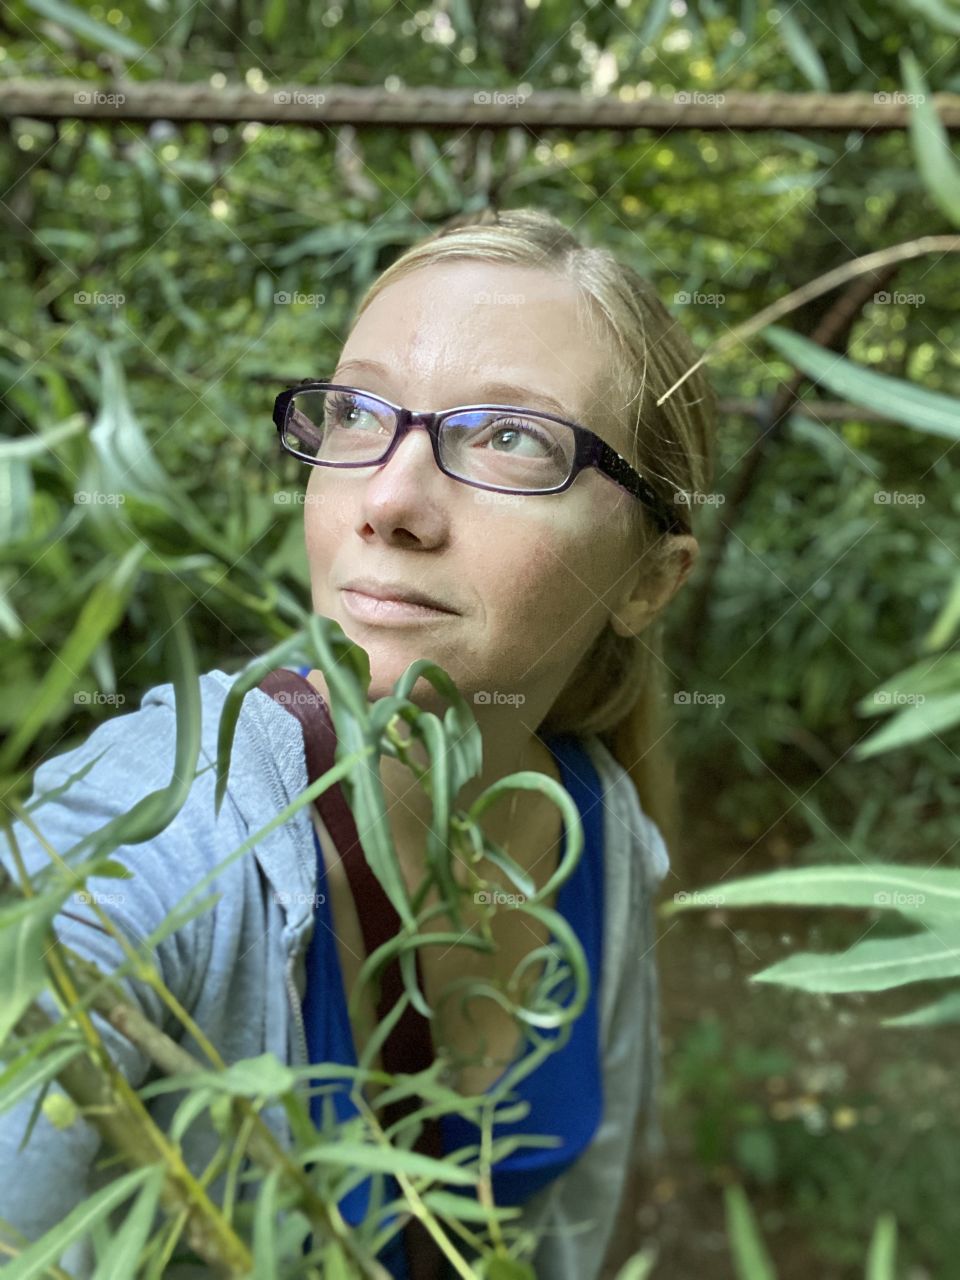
[282,388,577,493]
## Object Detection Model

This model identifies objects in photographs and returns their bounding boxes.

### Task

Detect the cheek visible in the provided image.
[487,516,614,637]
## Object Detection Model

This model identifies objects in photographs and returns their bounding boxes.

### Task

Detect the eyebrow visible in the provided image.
[331,357,575,421]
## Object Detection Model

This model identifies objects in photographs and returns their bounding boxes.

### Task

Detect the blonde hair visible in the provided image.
[348,207,717,853]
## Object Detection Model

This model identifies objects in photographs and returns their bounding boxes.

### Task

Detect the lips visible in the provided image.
[341,577,456,613]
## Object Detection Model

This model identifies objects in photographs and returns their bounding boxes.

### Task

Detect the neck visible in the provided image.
[302,667,560,874]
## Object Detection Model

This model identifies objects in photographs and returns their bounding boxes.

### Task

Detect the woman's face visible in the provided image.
[303,258,646,720]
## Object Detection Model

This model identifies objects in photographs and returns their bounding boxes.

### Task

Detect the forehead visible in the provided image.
[340,260,618,429]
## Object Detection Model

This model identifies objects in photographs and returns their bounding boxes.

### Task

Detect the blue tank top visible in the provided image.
[297,670,605,1277]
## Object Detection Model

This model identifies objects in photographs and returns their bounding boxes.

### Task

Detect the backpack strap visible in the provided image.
[258,667,446,1280]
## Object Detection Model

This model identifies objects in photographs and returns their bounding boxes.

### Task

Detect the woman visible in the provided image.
[0,207,716,1278]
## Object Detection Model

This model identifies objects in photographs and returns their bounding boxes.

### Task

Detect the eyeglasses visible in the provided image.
[273,380,688,534]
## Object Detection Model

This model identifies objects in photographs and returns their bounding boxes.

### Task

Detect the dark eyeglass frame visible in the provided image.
[273,380,688,535]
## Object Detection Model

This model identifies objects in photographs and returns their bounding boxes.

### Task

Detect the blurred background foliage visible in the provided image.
[2,0,960,1276]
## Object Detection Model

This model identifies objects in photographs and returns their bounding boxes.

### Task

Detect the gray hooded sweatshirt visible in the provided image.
[0,668,669,1278]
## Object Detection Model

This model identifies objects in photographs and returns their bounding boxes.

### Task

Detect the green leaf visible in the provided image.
[724,1183,777,1280]
[0,1165,158,1278]
[0,1043,86,1117]
[0,892,62,1044]
[298,1141,478,1186]
[482,1258,538,1280]
[881,988,960,1027]
[612,1248,658,1280]
[902,49,960,226]
[421,1190,521,1224]
[777,9,829,90]
[761,324,960,442]
[251,1169,281,1280]
[751,922,960,994]
[24,0,146,58]
[857,653,960,710]
[90,1165,165,1279]
[0,543,145,771]
[865,1212,898,1280]
[854,692,960,758]
[660,863,960,921]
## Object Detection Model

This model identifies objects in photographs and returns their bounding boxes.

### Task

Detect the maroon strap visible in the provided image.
[258,668,445,1280]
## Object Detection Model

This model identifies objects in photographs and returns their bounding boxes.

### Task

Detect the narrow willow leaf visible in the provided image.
[297,1141,477,1185]
[24,0,146,57]
[660,863,960,920]
[880,989,960,1027]
[251,1168,281,1280]
[902,49,960,226]
[724,1183,777,1280]
[0,543,145,771]
[856,652,960,710]
[0,1043,85,1117]
[612,1248,658,1280]
[751,923,960,993]
[865,1212,898,1280]
[0,1165,157,1279]
[0,894,62,1043]
[761,324,960,442]
[777,8,829,90]
[90,1166,165,1280]
[421,1191,520,1224]
[853,692,960,758]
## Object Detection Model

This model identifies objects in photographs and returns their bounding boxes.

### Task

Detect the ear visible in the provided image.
[609,534,699,638]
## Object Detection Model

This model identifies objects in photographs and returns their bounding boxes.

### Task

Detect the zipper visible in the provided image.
[286,950,309,1068]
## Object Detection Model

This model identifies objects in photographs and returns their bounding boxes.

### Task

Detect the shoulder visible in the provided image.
[580,734,670,895]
